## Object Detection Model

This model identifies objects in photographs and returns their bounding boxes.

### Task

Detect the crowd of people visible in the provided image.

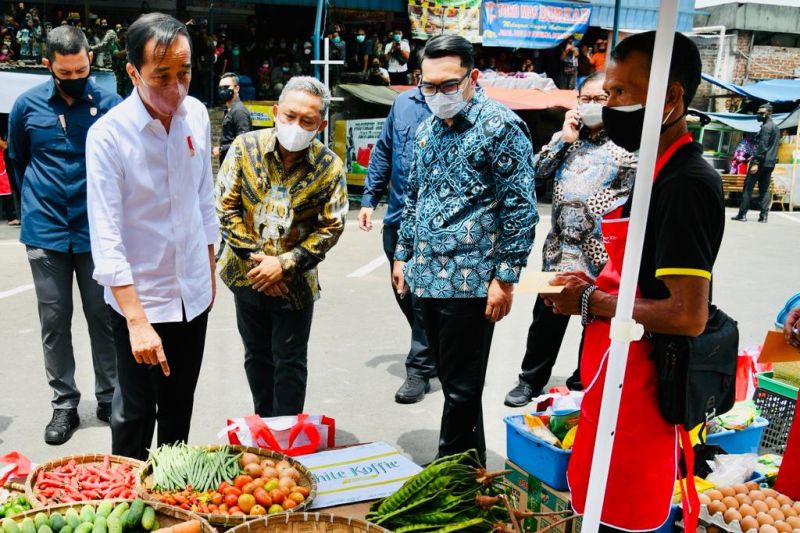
[5,7,800,531]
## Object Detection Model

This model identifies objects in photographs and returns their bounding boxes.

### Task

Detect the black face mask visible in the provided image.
[757,114,767,123]
[602,104,684,152]
[52,71,89,99]
[218,86,234,102]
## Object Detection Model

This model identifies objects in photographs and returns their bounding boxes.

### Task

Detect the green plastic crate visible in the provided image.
[754,372,798,454]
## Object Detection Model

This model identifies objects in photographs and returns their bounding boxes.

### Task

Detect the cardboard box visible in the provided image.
[505,460,578,533]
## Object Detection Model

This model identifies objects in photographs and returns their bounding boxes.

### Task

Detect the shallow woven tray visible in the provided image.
[8,499,216,533]
[226,513,391,533]
[25,454,144,508]
[139,445,318,528]
[2,482,26,498]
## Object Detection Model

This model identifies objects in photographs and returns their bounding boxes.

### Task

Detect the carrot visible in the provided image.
[153,520,202,533]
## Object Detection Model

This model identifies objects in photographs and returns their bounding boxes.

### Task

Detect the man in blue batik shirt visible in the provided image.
[392,35,538,464]
[359,87,436,405]
[8,26,121,445]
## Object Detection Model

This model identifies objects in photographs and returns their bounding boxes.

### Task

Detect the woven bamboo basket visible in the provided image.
[25,454,144,508]
[2,482,27,498]
[139,445,318,528]
[226,513,391,533]
[8,499,216,533]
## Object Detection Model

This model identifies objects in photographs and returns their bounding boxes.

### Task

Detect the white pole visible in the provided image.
[323,37,331,146]
[580,3,681,533]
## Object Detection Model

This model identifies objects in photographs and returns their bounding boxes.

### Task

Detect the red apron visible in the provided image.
[568,134,694,531]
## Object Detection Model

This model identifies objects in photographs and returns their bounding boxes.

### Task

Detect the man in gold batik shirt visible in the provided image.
[216,76,348,417]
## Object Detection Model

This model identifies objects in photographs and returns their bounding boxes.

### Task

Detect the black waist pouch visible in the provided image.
[652,305,739,429]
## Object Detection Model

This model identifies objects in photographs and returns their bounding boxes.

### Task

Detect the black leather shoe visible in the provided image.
[758,216,768,223]
[44,409,80,445]
[731,215,747,222]
[96,402,112,423]
[395,376,431,404]
[504,381,539,407]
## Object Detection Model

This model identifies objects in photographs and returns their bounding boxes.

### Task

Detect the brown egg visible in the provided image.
[788,517,800,530]
[795,503,800,513]
[709,501,727,515]
[699,493,712,506]
[753,491,768,501]
[725,509,744,524]
[782,505,798,518]
[735,484,751,494]
[739,494,756,506]
[778,496,794,507]
[776,522,793,533]
[761,525,779,533]
[707,527,724,533]
[756,501,773,514]
[707,489,725,501]
[725,497,742,510]
[764,489,779,499]
[742,505,759,518]
[759,514,777,526]
[747,481,761,491]
[721,487,738,498]
[770,509,787,522]
[768,498,782,510]
[741,516,760,533]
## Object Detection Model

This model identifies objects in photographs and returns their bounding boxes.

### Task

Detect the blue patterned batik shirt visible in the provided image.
[395,88,539,299]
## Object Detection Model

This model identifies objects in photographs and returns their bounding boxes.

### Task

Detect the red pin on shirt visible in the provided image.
[187,135,196,158]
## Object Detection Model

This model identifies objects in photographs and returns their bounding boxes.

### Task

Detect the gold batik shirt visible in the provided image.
[216,127,348,310]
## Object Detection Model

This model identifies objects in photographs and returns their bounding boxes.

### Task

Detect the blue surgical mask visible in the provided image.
[393,34,401,42]
[333,36,341,44]
[356,35,365,43]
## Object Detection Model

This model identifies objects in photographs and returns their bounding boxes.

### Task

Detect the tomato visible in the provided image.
[230,509,245,517]
[211,493,224,505]
[238,494,256,514]
[289,492,305,504]
[264,479,280,492]
[224,494,239,508]
[269,489,285,505]
[293,486,309,498]
[223,486,242,498]
[250,505,267,516]
[253,488,272,508]
[242,482,257,495]
[252,478,266,489]
[234,475,254,489]
[279,487,291,497]
[268,504,284,515]
[218,504,228,513]
[282,499,297,510]
[208,504,219,514]
[218,482,230,493]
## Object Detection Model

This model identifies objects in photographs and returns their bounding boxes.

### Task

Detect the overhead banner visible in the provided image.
[408,0,482,43]
[481,0,592,49]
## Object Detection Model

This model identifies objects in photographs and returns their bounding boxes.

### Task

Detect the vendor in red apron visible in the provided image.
[547,32,725,533]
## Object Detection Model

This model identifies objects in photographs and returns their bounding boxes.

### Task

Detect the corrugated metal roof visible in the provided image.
[250,0,406,11]
[588,0,698,32]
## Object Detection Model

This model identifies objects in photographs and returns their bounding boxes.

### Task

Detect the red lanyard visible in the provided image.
[654,132,693,180]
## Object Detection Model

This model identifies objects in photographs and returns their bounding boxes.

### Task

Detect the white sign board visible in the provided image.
[296,441,422,509]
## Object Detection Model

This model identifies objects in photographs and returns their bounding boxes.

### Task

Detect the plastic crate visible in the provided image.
[504,415,571,491]
[754,372,798,454]
[706,417,769,454]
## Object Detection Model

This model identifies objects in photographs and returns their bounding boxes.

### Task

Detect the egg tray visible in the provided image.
[696,504,759,533]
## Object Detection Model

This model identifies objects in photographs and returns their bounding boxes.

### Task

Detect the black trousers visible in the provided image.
[109,308,208,460]
[420,298,494,463]
[389,71,409,85]
[382,225,436,379]
[233,289,314,417]
[520,295,583,392]
[737,165,774,219]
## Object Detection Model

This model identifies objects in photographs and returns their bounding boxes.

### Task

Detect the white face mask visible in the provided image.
[425,90,467,120]
[578,102,603,129]
[276,118,318,152]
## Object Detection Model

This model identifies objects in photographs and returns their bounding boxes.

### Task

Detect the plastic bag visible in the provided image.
[705,453,759,486]
[523,414,561,447]
[550,410,579,441]
[707,401,760,433]
[561,426,578,450]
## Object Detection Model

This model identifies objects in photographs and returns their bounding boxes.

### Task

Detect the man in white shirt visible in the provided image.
[85,12,218,460]
[384,30,410,85]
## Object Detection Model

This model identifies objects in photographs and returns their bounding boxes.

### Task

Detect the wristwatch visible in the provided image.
[580,285,598,326]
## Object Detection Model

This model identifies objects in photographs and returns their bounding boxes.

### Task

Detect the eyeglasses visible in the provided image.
[578,94,608,104]
[418,73,469,97]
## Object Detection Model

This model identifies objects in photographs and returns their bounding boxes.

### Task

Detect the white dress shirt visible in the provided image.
[86,89,218,324]
[385,40,410,73]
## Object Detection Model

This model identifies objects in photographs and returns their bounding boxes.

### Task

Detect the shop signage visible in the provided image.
[482,0,592,49]
[334,118,386,187]
[408,0,482,43]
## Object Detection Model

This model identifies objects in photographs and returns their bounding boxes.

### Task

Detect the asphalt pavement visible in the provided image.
[0,204,798,470]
